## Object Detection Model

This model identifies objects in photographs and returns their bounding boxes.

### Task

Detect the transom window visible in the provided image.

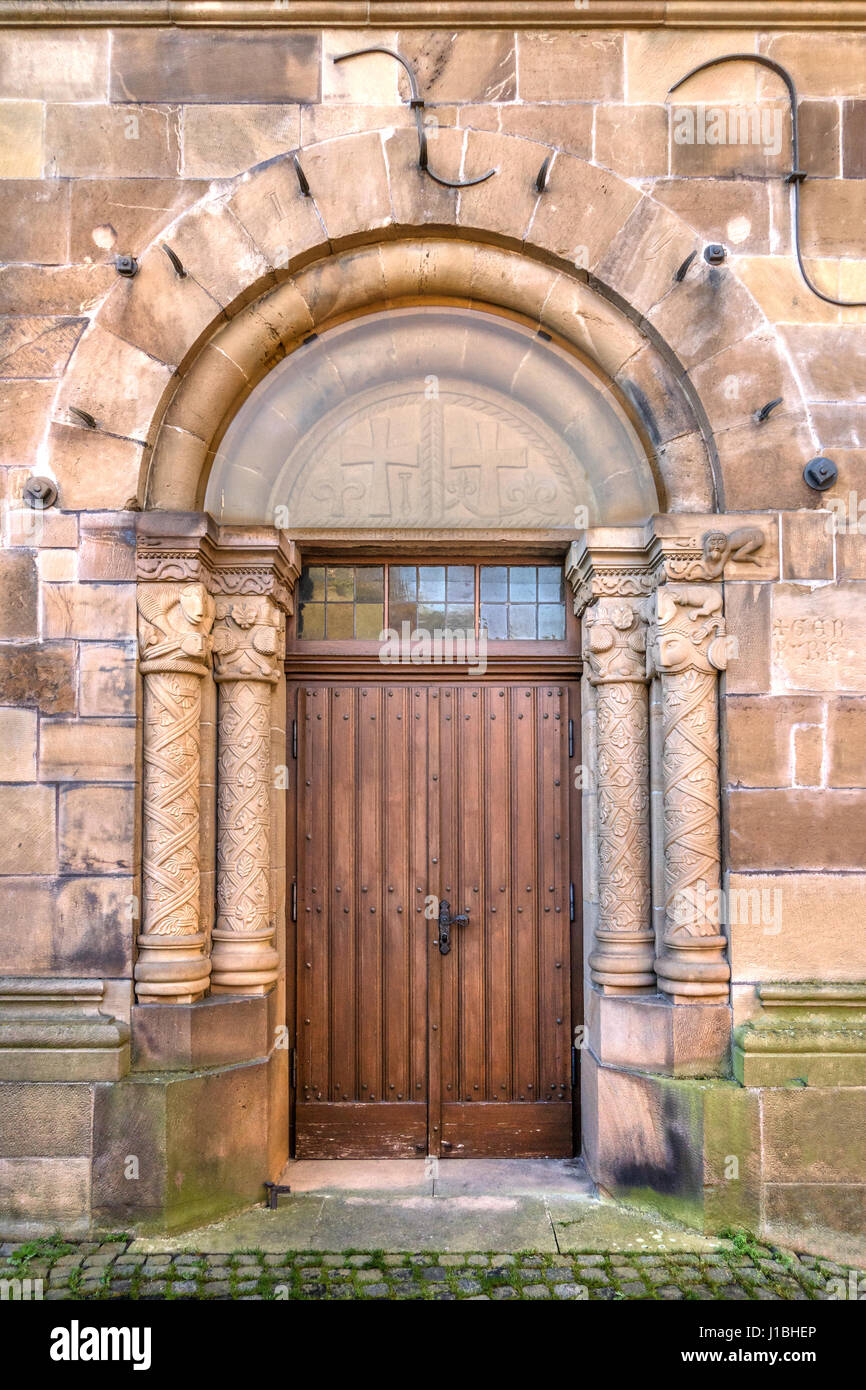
[297,564,566,640]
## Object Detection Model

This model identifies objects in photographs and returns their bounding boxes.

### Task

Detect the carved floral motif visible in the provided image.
[212,597,282,685]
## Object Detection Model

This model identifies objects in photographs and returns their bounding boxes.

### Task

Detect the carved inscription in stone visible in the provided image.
[772,583,866,693]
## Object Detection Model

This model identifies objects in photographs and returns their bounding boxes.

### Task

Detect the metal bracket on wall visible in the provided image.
[674,248,698,282]
[161,243,187,279]
[263,1181,292,1210]
[333,47,497,189]
[754,396,784,423]
[292,151,311,197]
[668,53,866,309]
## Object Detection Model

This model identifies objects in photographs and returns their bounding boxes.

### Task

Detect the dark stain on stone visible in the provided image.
[0,642,76,712]
[619,377,662,448]
[608,1089,702,1200]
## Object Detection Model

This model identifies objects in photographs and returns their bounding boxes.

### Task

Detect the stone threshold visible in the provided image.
[126,1161,726,1256]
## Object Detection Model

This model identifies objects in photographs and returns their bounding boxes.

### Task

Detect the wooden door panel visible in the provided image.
[440,1101,573,1158]
[291,677,578,1160]
[438,685,573,1157]
[294,683,430,1157]
[295,1102,427,1158]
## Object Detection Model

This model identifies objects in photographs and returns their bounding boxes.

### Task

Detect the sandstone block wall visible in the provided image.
[0,12,863,1243]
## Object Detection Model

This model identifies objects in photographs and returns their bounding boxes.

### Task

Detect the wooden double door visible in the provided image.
[288,676,581,1158]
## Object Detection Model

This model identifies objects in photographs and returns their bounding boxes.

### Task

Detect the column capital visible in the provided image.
[584,597,649,686]
[646,515,768,587]
[135,510,220,586]
[212,594,282,685]
[209,527,301,615]
[566,516,770,617]
[135,512,301,614]
[136,581,215,676]
[647,583,730,678]
[565,528,653,618]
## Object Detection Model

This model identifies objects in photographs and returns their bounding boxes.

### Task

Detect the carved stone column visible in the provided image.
[584,599,655,993]
[136,580,215,1003]
[208,528,299,996]
[649,583,731,1003]
[210,595,282,994]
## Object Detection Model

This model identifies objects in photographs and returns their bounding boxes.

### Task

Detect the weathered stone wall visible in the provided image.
[0,14,864,1245]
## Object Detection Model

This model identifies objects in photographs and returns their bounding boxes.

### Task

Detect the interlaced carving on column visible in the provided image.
[650,583,731,1002]
[143,670,203,935]
[585,601,655,993]
[662,666,722,937]
[216,680,272,935]
[136,581,214,1002]
[211,595,282,994]
[597,683,650,929]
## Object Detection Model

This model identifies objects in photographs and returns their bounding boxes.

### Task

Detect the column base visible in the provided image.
[210,928,279,995]
[131,992,275,1071]
[655,934,730,1004]
[589,929,657,993]
[134,932,211,1004]
[586,986,730,1076]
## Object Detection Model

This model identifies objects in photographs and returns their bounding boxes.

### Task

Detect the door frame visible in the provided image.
[284,539,584,1160]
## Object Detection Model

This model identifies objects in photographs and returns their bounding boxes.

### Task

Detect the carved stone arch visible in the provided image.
[41,128,814,518]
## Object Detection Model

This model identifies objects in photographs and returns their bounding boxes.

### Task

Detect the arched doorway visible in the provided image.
[200,300,661,1157]
[131,232,742,1202]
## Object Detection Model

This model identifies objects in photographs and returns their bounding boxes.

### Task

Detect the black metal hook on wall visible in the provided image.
[754,397,784,423]
[333,47,497,190]
[161,243,187,279]
[674,249,698,282]
[68,406,98,430]
[292,152,311,197]
[668,53,866,309]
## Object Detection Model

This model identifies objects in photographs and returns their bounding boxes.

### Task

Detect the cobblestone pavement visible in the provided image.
[1,1238,862,1300]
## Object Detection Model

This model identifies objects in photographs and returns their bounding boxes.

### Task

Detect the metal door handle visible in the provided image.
[437,899,469,955]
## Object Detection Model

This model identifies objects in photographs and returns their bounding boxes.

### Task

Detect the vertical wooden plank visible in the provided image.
[485,684,511,1102]
[456,685,484,1104]
[356,685,383,1103]
[329,685,356,1101]
[552,684,571,1097]
[303,685,331,1101]
[410,685,429,1123]
[286,683,299,1154]
[383,685,410,1104]
[428,684,449,1154]
[538,685,561,1102]
[568,679,584,1151]
[512,685,539,1104]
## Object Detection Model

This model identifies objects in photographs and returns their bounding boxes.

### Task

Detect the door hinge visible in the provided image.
[291,881,297,922]
[568,717,574,759]
[569,882,575,923]
[292,719,298,759]
[291,1047,298,1090]
[571,1044,578,1090]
